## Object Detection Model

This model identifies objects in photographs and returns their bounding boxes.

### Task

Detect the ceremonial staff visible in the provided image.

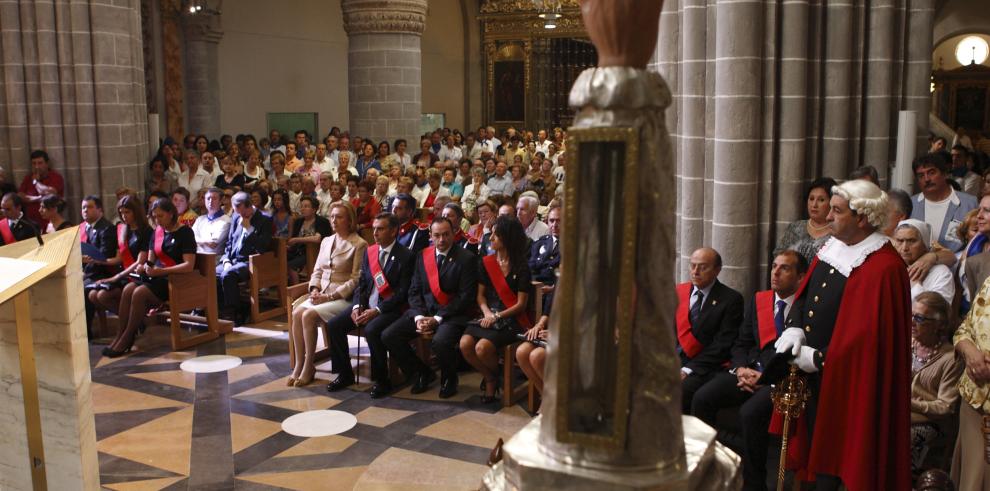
[771,365,810,491]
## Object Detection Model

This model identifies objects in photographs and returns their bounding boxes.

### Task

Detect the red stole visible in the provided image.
[367,244,393,298]
[482,255,532,329]
[674,282,704,358]
[754,290,779,349]
[79,223,89,243]
[0,218,14,244]
[422,246,450,305]
[423,191,437,209]
[153,226,177,267]
[117,223,136,268]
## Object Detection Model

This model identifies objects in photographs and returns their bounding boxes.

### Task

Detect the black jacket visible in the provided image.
[82,217,118,281]
[679,280,744,375]
[222,210,273,264]
[730,291,781,370]
[528,234,560,284]
[353,242,415,315]
[0,215,39,246]
[406,245,478,323]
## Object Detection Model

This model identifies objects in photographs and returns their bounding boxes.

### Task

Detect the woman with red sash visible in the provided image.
[459,215,533,403]
[88,196,153,325]
[103,198,196,357]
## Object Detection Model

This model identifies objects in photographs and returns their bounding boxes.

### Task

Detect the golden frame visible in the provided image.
[554,127,639,450]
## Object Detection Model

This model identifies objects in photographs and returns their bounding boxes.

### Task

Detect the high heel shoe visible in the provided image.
[102,346,131,358]
[480,379,501,404]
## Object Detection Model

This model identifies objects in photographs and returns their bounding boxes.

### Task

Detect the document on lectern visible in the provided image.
[0,257,47,303]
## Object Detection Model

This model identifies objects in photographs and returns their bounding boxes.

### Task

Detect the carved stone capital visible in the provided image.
[341,0,428,36]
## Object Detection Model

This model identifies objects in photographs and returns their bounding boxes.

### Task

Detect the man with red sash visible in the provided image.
[392,193,429,253]
[675,247,744,413]
[441,202,479,255]
[689,250,807,491]
[325,212,415,398]
[79,195,118,338]
[0,192,39,246]
[382,217,478,399]
[772,180,911,491]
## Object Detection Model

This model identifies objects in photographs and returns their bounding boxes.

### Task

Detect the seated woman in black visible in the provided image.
[103,198,196,357]
[286,195,331,285]
[459,215,533,403]
[88,195,153,323]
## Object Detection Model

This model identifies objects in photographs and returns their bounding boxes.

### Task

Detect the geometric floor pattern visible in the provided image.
[91,318,533,490]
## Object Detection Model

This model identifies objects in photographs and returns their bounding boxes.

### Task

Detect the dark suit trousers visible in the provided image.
[691,372,773,491]
[681,371,716,414]
[216,262,249,311]
[382,316,465,379]
[326,309,400,383]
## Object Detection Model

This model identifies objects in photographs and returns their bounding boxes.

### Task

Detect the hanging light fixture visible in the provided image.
[184,0,222,16]
[533,0,562,29]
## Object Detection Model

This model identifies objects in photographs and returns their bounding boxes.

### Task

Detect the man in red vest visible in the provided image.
[690,249,807,491]
[0,192,40,246]
[675,247,744,413]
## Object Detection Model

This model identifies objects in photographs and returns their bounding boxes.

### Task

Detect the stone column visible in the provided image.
[183,13,223,138]
[341,0,427,146]
[0,0,149,217]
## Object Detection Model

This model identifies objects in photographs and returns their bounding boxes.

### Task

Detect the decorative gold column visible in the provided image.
[161,0,184,140]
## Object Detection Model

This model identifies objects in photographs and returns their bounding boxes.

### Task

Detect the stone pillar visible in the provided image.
[0,0,149,217]
[183,13,223,138]
[341,0,427,146]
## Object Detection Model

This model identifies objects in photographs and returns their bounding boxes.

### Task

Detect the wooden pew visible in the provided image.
[247,238,288,324]
[162,253,234,350]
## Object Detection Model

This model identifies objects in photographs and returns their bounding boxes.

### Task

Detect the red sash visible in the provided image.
[117,223,136,268]
[367,244,393,298]
[0,219,14,244]
[153,226,177,267]
[422,246,450,305]
[754,290,779,349]
[79,224,89,243]
[482,255,532,329]
[423,192,437,209]
[675,282,704,358]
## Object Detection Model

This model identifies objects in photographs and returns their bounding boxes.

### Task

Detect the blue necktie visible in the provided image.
[774,299,787,336]
[689,290,703,325]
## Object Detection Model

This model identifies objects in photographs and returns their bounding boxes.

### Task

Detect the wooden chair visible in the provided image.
[160,253,234,350]
[286,242,323,368]
[247,238,288,324]
[502,281,546,408]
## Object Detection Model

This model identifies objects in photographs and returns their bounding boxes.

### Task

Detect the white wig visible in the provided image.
[831,180,888,230]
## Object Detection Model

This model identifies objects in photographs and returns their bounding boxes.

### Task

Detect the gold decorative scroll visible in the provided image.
[480,0,580,14]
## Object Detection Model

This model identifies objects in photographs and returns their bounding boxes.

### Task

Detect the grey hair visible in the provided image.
[831,180,888,230]
[518,195,539,212]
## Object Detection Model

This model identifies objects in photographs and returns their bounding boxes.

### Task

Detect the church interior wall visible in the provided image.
[934,0,990,46]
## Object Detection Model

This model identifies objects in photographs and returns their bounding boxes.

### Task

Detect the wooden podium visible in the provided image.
[0,227,100,490]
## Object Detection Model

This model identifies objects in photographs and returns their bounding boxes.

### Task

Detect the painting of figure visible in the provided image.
[494,60,525,122]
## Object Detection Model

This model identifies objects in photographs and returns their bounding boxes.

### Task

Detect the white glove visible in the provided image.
[774,327,806,356]
[789,346,819,373]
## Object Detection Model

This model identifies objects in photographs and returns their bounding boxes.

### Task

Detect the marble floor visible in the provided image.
[90,318,534,491]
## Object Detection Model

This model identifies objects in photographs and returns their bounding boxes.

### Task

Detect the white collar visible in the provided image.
[816,232,889,277]
[774,292,795,306]
[916,188,960,206]
[379,240,395,255]
[692,281,715,299]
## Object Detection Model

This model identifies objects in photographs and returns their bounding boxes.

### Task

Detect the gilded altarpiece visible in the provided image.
[933,64,990,134]
[480,1,597,132]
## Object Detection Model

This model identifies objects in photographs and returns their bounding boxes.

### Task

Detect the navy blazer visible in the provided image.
[353,242,415,315]
[82,217,118,281]
[406,245,478,323]
[679,280,744,375]
[222,210,273,264]
[0,215,39,246]
[397,221,430,253]
[528,234,560,284]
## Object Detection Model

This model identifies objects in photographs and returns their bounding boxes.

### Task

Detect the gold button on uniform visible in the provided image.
[829,268,835,274]
[808,310,815,318]
[814,295,820,302]
[805,325,812,332]
[821,282,827,288]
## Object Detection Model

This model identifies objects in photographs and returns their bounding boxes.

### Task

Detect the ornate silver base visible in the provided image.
[481,416,741,491]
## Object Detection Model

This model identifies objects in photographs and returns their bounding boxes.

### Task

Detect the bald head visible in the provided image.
[689,247,721,289]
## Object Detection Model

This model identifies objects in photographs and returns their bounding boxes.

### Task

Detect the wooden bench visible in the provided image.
[247,238,288,324]
[161,253,234,350]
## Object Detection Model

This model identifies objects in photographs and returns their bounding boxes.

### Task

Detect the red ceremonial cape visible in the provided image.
[481,255,532,329]
[422,246,450,305]
[117,223,136,268]
[0,218,14,244]
[153,226,177,267]
[754,290,778,349]
[367,244,393,298]
[772,244,911,491]
[674,282,703,358]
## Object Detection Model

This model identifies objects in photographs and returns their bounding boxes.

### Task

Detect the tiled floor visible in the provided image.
[91,318,534,490]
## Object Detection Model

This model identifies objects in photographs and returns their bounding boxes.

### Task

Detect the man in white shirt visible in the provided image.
[316,172,335,208]
[534,129,551,156]
[462,133,483,162]
[315,143,335,173]
[337,135,356,169]
[177,149,211,199]
[909,154,978,252]
[516,195,549,241]
[486,126,501,153]
[437,135,462,162]
[192,187,232,265]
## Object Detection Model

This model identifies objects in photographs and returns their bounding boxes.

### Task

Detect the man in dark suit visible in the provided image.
[382,217,478,399]
[392,193,429,253]
[325,212,415,398]
[79,195,118,337]
[675,247,744,413]
[0,192,40,245]
[690,250,807,491]
[528,205,561,284]
[217,191,273,323]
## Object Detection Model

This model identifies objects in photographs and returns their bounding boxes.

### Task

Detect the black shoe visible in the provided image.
[102,346,131,358]
[439,375,459,399]
[369,382,393,399]
[410,370,436,394]
[326,375,355,392]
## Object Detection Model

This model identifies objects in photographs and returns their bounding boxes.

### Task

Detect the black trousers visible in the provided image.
[681,370,716,414]
[691,371,774,491]
[216,262,249,311]
[382,315,464,380]
[325,308,400,383]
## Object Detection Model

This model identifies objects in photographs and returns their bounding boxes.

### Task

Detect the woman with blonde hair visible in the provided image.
[288,200,368,386]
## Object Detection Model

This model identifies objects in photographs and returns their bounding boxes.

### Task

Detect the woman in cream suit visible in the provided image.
[288,201,367,386]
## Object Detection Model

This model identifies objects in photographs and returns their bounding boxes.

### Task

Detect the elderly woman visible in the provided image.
[286,196,331,285]
[893,220,955,305]
[288,201,367,387]
[774,177,836,262]
[910,292,963,476]
[951,276,990,489]
[461,168,490,216]
[419,167,450,209]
